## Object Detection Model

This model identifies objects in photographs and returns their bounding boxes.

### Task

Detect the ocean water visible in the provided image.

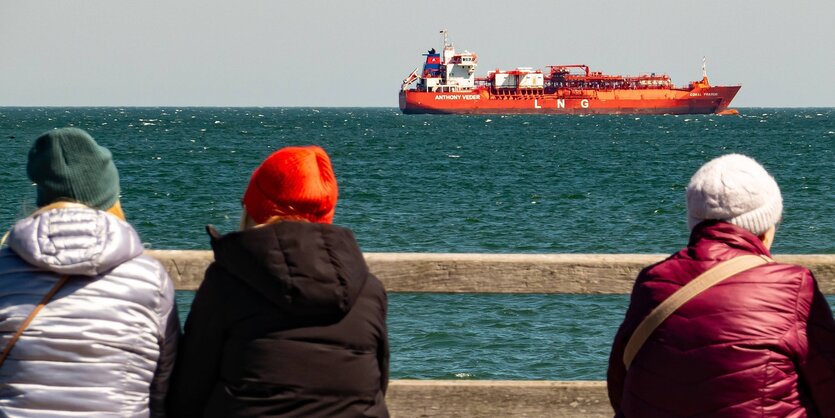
[2,107,833,380]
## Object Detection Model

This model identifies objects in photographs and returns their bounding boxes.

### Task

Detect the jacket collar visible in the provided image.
[686,221,772,260]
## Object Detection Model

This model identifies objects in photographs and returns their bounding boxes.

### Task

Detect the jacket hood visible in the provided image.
[208,221,369,318]
[7,207,144,276]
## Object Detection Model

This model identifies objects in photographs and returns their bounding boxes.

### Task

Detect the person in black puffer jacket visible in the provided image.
[167,146,389,418]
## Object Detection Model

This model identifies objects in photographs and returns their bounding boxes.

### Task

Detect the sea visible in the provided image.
[0,107,833,380]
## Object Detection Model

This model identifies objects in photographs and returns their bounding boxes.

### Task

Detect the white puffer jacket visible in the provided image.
[0,207,179,417]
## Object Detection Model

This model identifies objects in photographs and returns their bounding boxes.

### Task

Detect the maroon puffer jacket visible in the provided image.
[608,221,835,418]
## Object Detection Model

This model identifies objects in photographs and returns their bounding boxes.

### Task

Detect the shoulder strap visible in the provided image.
[0,275,70,368]
[623,254,773,370]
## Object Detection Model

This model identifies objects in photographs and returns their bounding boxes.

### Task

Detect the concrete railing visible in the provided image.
[387,380,609,418]
[149,251,835,417]
[148,251,835,294]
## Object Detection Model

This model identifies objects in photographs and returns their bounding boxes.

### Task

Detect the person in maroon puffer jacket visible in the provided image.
[608,154,835,417]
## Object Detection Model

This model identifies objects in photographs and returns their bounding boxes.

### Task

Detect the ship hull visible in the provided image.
[400,86,740,115]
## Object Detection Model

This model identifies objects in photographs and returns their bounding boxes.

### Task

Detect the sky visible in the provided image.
[1,0,833,108]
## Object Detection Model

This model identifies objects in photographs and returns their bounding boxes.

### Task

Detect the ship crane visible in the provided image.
[401,67,420,90]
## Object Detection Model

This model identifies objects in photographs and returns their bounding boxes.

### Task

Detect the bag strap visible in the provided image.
[623,254,773,370]
[0,275,70,368]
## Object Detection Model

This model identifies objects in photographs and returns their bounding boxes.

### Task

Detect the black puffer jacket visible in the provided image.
[167,221,389,418]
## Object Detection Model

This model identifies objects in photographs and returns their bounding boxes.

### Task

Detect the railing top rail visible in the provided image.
[147,251,835,294]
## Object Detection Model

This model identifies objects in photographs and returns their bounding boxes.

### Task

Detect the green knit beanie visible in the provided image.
[27,128,120,210]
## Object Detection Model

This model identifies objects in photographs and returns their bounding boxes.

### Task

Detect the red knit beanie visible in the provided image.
[242,146,338,224]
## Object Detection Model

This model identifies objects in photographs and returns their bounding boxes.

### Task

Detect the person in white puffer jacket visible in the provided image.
[0,127,179,417]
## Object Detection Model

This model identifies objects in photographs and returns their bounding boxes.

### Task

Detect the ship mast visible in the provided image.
[700,56,711,86]
[440,29,455,65]
[440,29,451,48]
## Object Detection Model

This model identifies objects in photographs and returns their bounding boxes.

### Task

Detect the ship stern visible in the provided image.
[399,90,409,113]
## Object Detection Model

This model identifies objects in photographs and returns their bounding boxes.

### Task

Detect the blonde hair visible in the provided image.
[106,200,126,221]
[239,207,308,231]
[33,200,126,221]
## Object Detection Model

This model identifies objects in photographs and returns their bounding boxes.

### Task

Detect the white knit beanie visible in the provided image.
[686,154,783,236]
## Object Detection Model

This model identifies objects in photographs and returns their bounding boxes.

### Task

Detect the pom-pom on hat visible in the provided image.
[686,153,783,236]
[242,146,338,224]
[27,127,120,211]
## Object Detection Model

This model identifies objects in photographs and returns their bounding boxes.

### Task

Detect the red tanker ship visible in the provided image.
[399,31,740,115]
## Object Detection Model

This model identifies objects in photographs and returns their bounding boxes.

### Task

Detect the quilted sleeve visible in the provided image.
[166,264,227,417]
[792,270,835,417]
[607,290,646,418]
[149,268,180,418]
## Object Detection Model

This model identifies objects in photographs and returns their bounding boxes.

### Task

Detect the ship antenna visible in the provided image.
[702,56,707,79]
[440,29,451,48]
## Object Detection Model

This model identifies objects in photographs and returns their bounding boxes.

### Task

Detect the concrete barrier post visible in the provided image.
[387,380,611,417]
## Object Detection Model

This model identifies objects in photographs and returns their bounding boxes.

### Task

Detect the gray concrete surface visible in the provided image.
[387,380,610,417]
[148,251,835,294]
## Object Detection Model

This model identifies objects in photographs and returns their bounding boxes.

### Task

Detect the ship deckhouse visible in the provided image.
[401,30,478,93]
[445,51,477,88]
